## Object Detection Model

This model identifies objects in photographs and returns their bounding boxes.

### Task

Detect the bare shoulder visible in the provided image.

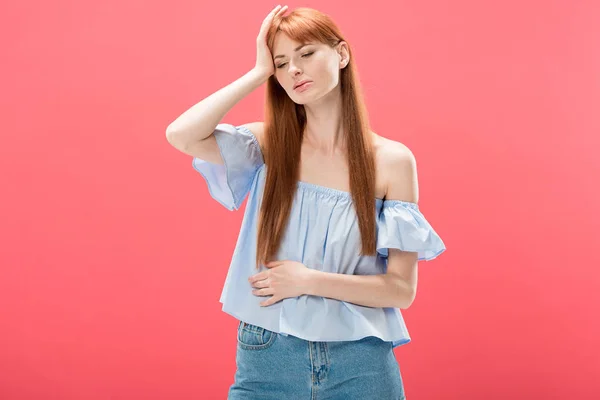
[239,121,267,155]
[371,132,419,203]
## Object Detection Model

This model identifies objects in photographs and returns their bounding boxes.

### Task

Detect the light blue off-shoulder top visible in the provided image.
[192,123,446,348]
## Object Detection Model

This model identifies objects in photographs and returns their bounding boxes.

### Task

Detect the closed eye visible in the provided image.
[276,52,314,69]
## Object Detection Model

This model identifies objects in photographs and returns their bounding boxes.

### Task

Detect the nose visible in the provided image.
[287,60,302,77]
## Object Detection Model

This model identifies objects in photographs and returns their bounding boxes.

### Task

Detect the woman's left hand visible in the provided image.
[248,260,314,306]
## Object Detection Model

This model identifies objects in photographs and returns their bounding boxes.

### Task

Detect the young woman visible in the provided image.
[166,5,446,399]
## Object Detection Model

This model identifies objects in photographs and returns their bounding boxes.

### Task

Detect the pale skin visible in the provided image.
[248,5,420,309]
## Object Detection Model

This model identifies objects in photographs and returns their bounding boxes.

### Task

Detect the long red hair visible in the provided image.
[255,7,377,269]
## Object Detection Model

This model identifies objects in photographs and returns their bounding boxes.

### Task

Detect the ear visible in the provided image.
[337,41,350,68]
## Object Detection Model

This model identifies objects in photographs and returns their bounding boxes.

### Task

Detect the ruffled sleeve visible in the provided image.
[377,200,446,261]
[191,123,264,211]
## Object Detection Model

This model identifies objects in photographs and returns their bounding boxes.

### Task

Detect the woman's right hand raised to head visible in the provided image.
[254,5,288,79]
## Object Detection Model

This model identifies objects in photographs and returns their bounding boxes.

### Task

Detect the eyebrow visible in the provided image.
[274,43,312,60]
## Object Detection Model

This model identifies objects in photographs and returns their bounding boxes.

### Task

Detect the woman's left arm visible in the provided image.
[250,249,417,308]
[310,144,420,308]
[306,254,417,309]
[250,144,420,308]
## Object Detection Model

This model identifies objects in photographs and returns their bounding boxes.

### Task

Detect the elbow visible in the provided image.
[397,293,415,309]
[392,280,416,309]
[165,124,178,142]
[166,125,186,149]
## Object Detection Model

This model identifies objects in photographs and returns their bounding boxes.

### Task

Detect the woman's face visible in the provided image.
[272,33,349,104]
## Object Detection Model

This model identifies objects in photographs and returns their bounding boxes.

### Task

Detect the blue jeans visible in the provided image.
[228,321,406,399]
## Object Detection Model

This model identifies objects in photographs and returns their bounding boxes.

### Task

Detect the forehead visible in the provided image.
[273,33,303,47]
[273,33,319,55]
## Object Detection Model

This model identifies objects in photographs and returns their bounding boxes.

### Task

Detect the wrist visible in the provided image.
[249,68,272,83]
[304,269,321,296]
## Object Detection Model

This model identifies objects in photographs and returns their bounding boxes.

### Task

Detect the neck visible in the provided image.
[302,86,346,156]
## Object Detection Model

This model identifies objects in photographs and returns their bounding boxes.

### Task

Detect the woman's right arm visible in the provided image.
[165,69,269,163]
[166,5,288,164]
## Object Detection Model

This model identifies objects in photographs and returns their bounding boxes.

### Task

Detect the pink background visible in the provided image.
[2,0,599,399]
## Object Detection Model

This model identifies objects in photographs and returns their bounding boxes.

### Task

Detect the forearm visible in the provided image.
[305,270,415,309]
[166,68,269,145]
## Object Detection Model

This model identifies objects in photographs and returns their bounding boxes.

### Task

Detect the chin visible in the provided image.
[291,98,310,105]
[289,89,320,105]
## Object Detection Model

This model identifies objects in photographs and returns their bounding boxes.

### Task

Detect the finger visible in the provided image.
[248,271,268,283]
[252,288,274,297]
[266,260,284,268]
[271,5,287,22]
[261,296,280,307]
[252,278,270,289]
[260,6,281,29]
[268,5,282,18]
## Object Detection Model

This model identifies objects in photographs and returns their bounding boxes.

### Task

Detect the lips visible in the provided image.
[294,80,312,89]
